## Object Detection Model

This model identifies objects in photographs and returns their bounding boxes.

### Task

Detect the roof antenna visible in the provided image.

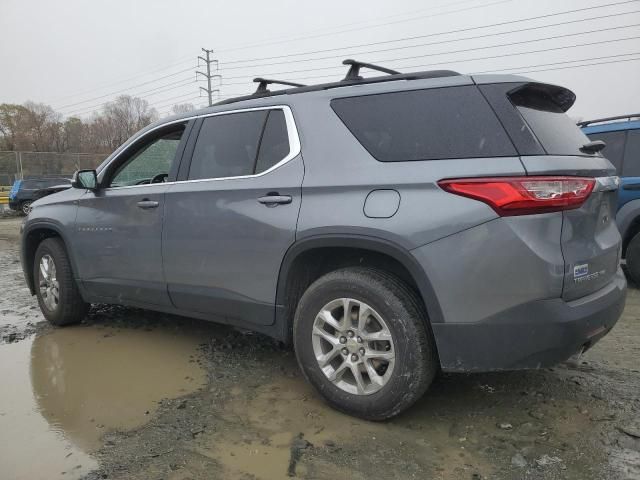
[253,78,306,94]
[342,59,400,81]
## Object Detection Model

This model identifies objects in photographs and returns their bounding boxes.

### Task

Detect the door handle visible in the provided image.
[137,199,159,209]
[257,194,292,206]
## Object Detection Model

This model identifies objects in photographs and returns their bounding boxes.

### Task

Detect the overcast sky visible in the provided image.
[1,0,639,120]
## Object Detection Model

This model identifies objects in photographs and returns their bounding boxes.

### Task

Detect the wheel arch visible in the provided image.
[616,199,640,257]
[22,222,78,296]
[274,234,444,344]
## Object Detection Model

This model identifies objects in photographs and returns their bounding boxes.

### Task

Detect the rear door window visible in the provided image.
[330,86,516,162]
[508,83,591,156]
[188,108,291,180]
[189,111,267,180]
[586,130,626,172]
[623,129,640,177]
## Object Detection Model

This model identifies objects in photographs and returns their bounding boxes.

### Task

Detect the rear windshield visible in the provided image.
[330,86,517,162]
[509,84,591,156]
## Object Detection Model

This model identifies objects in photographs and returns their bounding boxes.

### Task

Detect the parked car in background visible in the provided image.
[21,62,626,420]
[580,114,640,282]
[31,182,73,203]
[9,177,71,215]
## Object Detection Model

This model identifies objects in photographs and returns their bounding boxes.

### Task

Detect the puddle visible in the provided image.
[0,324,207,479]
[0,339,97,480]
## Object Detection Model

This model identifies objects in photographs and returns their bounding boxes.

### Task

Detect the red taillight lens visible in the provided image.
[438,176,595,216]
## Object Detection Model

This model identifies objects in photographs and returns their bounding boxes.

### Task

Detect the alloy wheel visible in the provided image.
[311,298,395,395]
[38,254,59,312]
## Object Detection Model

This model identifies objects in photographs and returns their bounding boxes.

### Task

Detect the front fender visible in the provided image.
[21,219,80,296]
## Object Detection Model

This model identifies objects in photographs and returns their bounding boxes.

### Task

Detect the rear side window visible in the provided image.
[330,86,516,162]
[509,84,590,156]
[586,130,626,172]
[188,109,291,180]
[255,110,290,174]
[623,129,640,177]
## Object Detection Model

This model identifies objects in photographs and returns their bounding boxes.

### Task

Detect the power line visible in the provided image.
[479,53,640,76]
[215,53,640,101]
[47,57,195,105]
[54,66,197,111]
[219,21,640,73]
[53,1,638,115]
[218,0,640,66]
[215,0,512,54]
[218,29,640,88]
[473,51,640,74]
[66,31,639,117]
[64,79,198,118]
[219,9,640,80]
[45,0,494,106]
[47,0,637,111]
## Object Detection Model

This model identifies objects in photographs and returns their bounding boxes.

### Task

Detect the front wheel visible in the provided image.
[34,238,88,326]
[293,267,438,420]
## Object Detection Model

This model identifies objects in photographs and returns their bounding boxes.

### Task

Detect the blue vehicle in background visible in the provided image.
[8,177,71,215]
[580,114,640,282]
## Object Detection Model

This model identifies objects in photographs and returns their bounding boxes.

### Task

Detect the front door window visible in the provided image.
[109,127,185,187]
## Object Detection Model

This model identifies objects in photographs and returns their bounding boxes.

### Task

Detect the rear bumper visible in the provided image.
[432,268,627,371]
[8,200,19,210]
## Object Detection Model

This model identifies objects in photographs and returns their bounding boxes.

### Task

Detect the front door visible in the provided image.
[73,121,191,306]
[162,107,303,325]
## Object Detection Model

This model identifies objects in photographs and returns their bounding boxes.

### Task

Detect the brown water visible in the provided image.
[0,324,207,479]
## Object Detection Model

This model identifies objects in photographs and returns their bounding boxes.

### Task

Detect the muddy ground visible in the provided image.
[0,215,639,480]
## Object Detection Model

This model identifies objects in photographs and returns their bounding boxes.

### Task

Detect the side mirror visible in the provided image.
[72,169,98,190]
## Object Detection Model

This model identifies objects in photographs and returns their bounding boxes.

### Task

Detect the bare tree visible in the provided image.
[0,95,160,155]
[101,95,158,149]
[171,103,196,115]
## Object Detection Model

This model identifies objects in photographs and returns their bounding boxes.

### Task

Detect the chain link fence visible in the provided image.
[0,151,109,186]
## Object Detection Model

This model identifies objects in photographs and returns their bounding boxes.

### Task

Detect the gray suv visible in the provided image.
[21,61,626,420]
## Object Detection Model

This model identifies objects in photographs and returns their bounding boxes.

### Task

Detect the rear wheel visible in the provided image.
[34,238,88,326]
[293,267,437,420]
[625,231,640,285]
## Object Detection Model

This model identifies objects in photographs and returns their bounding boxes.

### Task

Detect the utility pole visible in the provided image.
[196,48,220,107]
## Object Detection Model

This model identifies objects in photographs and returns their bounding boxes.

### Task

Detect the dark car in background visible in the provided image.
[580,114,640,282]
[9,177,71,215]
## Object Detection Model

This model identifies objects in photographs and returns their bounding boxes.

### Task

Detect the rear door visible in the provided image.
[162,106,303,326]
[481,81,620,300]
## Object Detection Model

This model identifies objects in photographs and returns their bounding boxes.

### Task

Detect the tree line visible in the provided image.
[0,96,195,154]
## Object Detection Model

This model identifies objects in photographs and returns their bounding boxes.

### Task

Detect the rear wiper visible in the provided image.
[580,140,606,154]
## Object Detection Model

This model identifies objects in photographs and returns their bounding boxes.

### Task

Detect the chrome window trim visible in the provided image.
[101,105,301,191]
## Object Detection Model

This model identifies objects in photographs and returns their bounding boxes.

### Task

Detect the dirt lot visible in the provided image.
[0,215,639,480]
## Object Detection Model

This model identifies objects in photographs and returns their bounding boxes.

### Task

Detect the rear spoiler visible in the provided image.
[507,82,576,113]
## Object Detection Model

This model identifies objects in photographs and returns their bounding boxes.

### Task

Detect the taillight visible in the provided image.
[438,176,595,216]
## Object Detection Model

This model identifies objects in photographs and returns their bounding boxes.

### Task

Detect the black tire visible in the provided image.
[293,267,438,420]
[625,232,640,285]
[20,201,32,216]
[34,237,88,326]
